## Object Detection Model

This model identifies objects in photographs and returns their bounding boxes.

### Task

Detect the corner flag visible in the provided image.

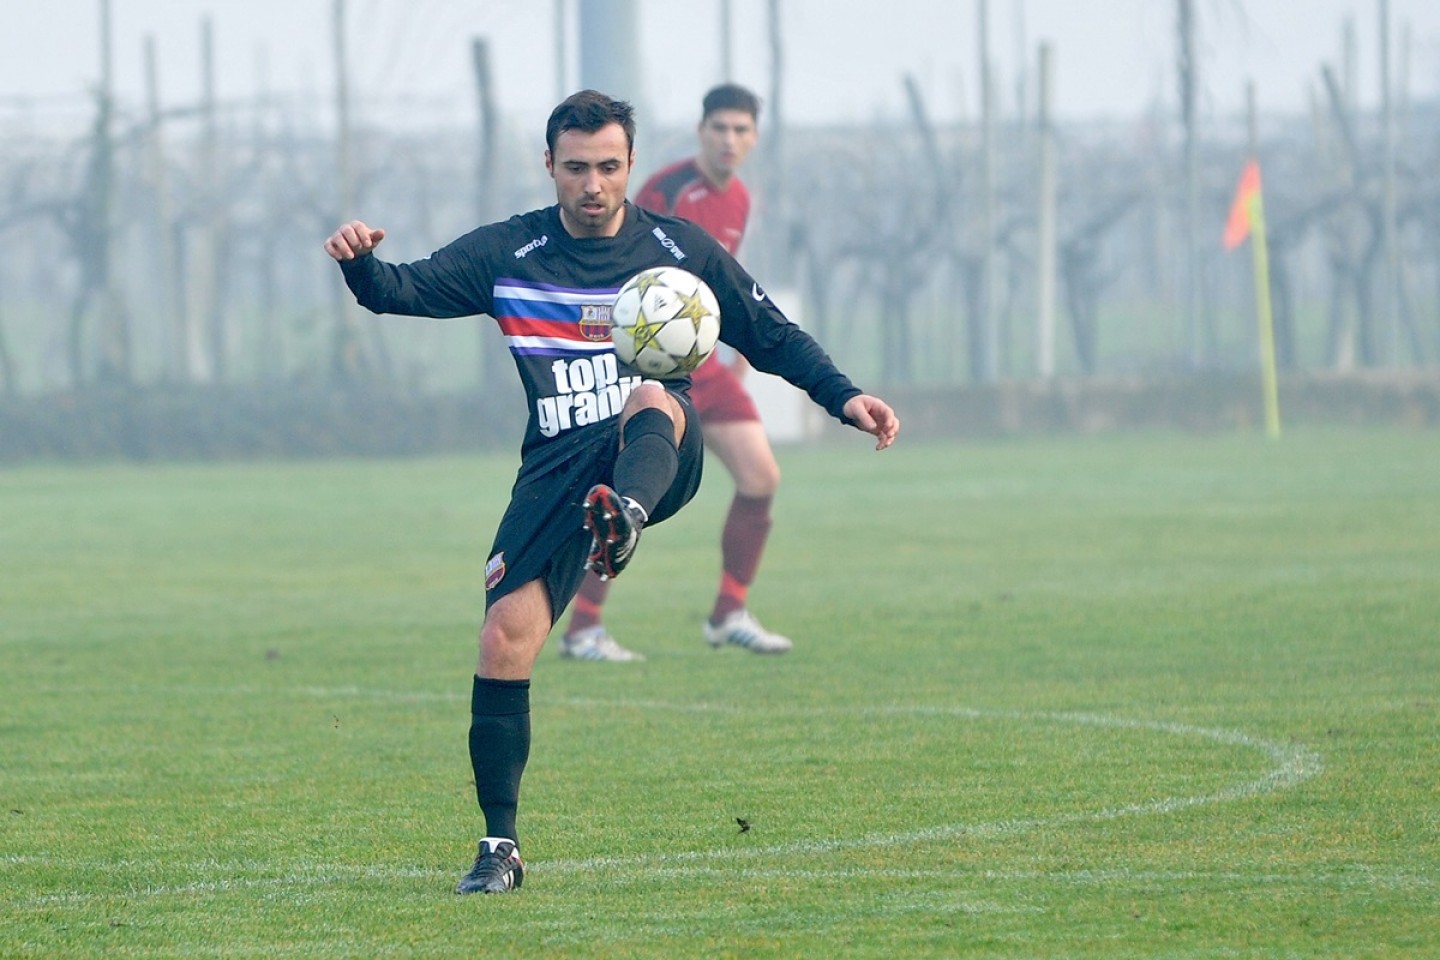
[1223,160,1262,250]
[1222,158,1280,438]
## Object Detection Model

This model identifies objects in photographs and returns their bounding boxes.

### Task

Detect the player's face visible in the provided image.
[697,108,757,185]
[547,123,634,238]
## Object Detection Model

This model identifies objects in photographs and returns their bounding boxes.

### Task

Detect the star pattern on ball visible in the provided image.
[675,288,711,327]
[630,271,665,297]
[630,313,667,353]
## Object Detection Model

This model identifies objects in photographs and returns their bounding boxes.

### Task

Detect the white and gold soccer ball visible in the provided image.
[609,267,722,379]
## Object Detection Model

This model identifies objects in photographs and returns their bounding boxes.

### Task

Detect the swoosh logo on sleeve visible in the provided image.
[751,283,766,302]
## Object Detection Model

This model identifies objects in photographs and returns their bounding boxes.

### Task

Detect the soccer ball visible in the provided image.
[610,267,722,378]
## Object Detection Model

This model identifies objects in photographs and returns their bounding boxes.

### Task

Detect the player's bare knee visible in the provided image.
[621,382,684,442]
[754,460,781,497]
[735,460,780,498]
[731,432,781,495]
[623,380,672,413]
[476,625,536,678]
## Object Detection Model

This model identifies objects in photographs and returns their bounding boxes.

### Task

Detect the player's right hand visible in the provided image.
[324,220,386,261]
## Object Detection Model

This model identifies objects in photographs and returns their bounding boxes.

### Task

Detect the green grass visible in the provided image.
[3,428,1438,958]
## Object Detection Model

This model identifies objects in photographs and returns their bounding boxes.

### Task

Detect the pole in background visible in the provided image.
[977,0,997,382]
[96,0,131,383]
[553,0,567,101]
[142,35,183,382]
[471,37,496,225]
[1177,0,1200,369]
[578,0,640,103]
[577,0,646,173]
[198,16,227,382]
[1036,42,1057,379]
[1379,0,1400,366]
[720,0,734,81]
[330,0,365,381]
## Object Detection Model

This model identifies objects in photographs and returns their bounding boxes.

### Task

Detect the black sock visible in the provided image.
[614,407,679,518]
[468,675,531,846]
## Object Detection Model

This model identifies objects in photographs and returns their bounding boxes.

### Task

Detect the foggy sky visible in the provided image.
[2,0,1436,131]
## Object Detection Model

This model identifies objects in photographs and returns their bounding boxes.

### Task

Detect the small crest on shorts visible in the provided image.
[579,304,613,341]
[484,552,506,590]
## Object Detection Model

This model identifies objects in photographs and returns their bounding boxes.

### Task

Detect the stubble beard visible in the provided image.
[563,194,623,237]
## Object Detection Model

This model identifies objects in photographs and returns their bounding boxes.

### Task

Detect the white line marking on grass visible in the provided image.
[140,689,1328,828]
[535,698,1323,875]
[11,688,1324,899]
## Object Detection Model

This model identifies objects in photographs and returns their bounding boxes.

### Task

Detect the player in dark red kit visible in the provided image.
[560,84,795,662]
[325,90,899,894]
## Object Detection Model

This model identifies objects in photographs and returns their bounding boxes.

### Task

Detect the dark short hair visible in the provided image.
[702,83,761,123]
[546,90,636,154]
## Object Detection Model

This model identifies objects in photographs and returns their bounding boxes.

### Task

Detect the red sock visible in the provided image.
[709,494,773,624]
[565,572,611,636]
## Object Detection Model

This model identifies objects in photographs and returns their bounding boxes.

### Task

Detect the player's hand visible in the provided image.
[843,394,900,451]
[324,220,386,261]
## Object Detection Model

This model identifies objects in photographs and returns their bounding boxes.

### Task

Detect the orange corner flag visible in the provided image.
[1223,159,1262,250]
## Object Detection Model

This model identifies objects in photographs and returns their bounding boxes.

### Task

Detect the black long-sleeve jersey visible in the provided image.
[339,202,861,458]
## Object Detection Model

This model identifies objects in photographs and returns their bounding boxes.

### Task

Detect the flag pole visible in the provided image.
[1245,183,1282,438]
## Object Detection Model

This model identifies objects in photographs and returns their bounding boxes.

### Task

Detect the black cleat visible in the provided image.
[582,484,645,580]
[454,838,524,895]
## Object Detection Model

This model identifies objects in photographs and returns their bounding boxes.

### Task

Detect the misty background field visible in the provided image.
[1,0,1438,436]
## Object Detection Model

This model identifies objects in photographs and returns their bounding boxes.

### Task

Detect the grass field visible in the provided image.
[3,428,1438,958]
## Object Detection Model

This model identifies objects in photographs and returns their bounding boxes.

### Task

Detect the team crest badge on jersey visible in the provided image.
[579,304,613,341]
[484,552,506,590]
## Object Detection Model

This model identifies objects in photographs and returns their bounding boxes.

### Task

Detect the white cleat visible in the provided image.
[702,609,792,655]
[561,625,646,662]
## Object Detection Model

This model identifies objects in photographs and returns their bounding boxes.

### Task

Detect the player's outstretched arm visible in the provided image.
[324,220,387,261]
[842,395,900,451]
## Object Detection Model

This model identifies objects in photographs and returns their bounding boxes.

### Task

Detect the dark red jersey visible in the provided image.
[635,158,750,256]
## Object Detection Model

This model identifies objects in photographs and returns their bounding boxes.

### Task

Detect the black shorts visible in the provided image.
[482,396,703,623]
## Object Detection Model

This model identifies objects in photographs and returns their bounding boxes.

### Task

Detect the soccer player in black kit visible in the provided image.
[324,90,899,894]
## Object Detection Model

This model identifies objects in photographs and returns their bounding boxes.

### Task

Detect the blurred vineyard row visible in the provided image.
[1,43,1437,426]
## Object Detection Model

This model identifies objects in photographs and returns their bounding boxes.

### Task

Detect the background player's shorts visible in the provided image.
[688,357,760,425]
[483,397,703,623]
